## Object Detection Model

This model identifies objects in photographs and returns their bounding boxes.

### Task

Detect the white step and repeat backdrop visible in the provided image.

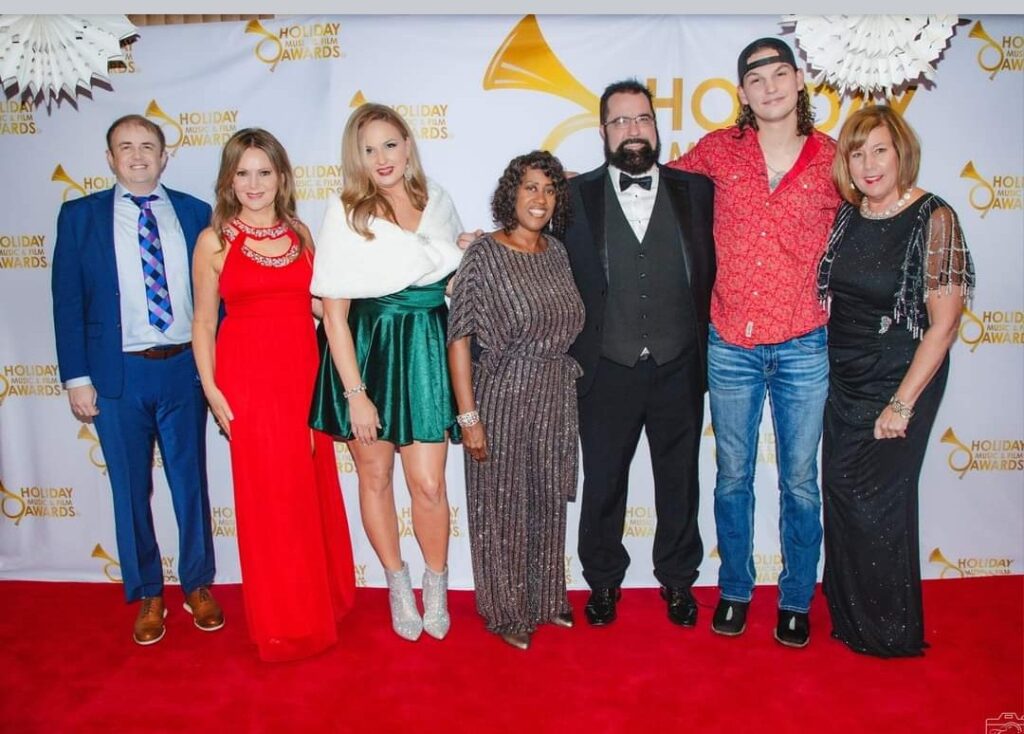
[1,14,1021,590]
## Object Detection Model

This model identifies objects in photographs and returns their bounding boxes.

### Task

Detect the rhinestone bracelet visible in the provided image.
[343,383,367,400]
[888,395,914,419]
[456,410,480,427]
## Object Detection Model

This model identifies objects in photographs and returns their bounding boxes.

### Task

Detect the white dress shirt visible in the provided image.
[607,164,659,242]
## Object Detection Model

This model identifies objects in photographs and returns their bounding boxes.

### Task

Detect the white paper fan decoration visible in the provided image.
[781,15,958,96]
[0,15,138,103]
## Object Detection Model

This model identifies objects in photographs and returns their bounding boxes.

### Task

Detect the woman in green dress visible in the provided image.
[310,103,464,642]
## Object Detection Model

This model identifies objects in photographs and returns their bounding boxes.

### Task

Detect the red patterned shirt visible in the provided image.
[669,126,840,348]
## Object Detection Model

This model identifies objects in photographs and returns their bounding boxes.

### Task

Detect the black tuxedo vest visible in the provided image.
[599,177,696,367]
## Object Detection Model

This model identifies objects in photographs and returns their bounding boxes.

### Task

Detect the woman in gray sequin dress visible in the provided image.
[447,151,584,650]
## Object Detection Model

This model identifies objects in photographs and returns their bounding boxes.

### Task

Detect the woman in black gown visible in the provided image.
[817,106,975,657]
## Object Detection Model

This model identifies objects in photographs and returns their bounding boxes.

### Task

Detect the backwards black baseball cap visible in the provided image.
[737,37,798,81]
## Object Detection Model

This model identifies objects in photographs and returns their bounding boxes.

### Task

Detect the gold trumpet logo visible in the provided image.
[927,547,964,578]
[483,15,600,151]
[969,21,1004,80]
[960,160,996,218]
[143,99,184,155]
[0,479,27,525]
[709,545,720,559]
[940,427,973,479]
[245,19,284,72]
[91,543,123,582]
[958,306,986,352]
[51,165,87,202]
[77,424,107,474]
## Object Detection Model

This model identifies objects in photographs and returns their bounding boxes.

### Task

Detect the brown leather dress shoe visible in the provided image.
[133,596,167,646]
[183,586,225,632]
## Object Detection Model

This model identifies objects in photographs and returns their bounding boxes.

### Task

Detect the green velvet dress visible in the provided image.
[309,277,459,445]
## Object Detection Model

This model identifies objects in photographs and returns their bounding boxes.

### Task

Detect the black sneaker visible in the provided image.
[711,598,749,636]
[774,609,810,648]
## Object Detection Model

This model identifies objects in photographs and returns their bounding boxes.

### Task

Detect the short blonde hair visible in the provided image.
[833,105,921,206]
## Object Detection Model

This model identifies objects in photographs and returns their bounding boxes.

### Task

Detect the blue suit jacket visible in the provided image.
[51,186,212,398]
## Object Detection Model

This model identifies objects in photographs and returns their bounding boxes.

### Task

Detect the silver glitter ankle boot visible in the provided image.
[421,565,450,640]
[384,562,422,641]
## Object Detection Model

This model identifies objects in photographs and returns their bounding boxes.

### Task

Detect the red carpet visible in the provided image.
[1,577,1020,733]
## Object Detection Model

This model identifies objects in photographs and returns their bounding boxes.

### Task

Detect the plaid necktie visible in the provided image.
[127,194,173,332]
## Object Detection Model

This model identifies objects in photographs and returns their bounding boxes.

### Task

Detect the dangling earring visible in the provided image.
[404,164,413,182]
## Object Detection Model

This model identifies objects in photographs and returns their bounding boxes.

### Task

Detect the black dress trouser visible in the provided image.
[577,347,704,590]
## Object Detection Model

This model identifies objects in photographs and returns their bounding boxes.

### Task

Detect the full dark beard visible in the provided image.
[605,137,661,175]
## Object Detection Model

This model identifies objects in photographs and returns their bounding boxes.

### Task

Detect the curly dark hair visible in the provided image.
[490,150,572,239]
[735,88,816,137]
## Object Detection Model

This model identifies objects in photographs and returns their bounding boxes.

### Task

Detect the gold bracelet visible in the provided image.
[888,395,914,419]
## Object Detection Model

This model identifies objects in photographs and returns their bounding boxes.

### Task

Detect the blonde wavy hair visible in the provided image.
[212,127,310,251]
[340,103,428,239]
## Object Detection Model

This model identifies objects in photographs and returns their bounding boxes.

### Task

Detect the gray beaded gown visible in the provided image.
[447,233,585,635]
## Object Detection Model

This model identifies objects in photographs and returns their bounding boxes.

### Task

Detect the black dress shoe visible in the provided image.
[711,598,749,636]
[661,586,698,627]
[774,610,810,648]
[584,587,620,626]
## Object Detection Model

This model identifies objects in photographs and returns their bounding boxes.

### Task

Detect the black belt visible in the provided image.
[127,343,191,360]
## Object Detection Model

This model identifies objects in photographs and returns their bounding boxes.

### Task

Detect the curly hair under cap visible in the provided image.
[490,150,572,239]
[735,88,816,137]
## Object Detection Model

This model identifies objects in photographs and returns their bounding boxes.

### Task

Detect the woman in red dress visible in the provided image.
[192,128,356,661]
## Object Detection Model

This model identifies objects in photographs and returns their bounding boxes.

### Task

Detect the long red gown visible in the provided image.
[216,223,355,662]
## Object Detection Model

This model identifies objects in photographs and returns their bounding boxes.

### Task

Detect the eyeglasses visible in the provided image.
[603,114,655,130]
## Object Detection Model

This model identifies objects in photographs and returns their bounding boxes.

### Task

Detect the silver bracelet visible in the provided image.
[456,410,480,427]
[343,383,367,400]
[888,395,914,419]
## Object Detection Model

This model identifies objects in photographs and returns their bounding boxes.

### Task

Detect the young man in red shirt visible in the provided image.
[668,37,840,647]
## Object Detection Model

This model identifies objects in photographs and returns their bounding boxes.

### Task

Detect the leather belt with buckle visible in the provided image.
[127,342,191,360]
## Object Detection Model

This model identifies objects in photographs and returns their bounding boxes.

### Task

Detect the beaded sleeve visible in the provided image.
[818,194,976,339]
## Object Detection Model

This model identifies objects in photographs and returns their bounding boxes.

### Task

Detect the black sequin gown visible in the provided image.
[821,199,948,658]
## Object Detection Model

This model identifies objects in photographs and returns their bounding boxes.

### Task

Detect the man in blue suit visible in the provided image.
[52,114,223,645]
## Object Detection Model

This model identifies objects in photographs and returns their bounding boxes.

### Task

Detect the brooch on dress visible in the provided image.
[878,315,892,334]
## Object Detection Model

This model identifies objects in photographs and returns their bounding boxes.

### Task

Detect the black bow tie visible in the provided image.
[619,172,652,191]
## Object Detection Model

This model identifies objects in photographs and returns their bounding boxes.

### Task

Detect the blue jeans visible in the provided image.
[708,324,828,612]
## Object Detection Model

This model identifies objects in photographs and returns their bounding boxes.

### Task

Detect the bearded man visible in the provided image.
[562,79,716,628]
